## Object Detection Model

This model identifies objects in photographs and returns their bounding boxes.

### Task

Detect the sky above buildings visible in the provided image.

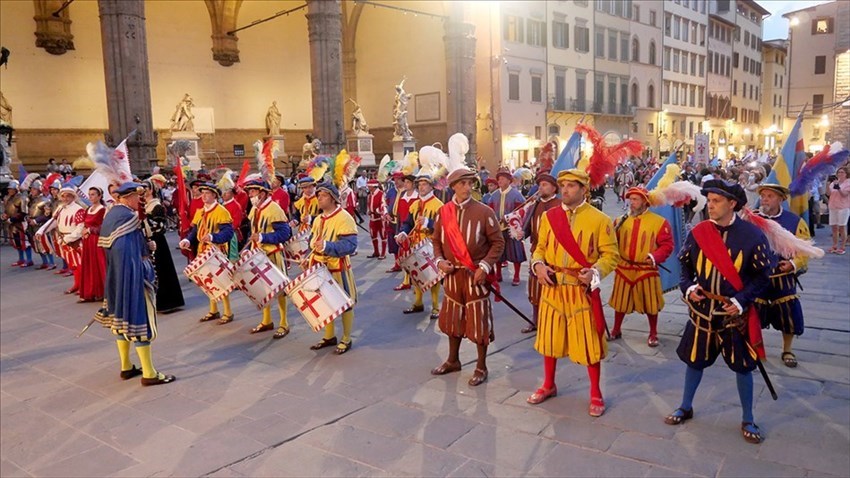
[761,0,833,40]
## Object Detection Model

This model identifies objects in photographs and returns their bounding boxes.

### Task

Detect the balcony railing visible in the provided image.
[548,96,633,116]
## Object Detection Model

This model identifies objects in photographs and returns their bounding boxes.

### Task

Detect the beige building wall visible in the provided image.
[705,14,734,159]
[760,41,788,154]
[629,0,663,152]
[728,0,768,155]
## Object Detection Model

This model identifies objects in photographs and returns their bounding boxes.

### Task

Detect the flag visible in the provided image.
[765,111,808,222]
[646,151,685,292]
[551,129,581,176]
[79,170,115,206]
[173,164,191,237]
[17,164,27,182]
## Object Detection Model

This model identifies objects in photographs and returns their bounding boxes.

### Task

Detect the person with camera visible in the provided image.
[827,166,850,254]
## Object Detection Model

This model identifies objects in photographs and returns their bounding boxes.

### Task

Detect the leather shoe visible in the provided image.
[386,266,402,273]
[403,305,424,314]
[393,283,411,291]
[521,325,537,334]
[430,361,462,375]
[120,365,143,380]
[141,373,176,386]
[250,323,274,334]
[468,368,488,387]
[527,386,557,405]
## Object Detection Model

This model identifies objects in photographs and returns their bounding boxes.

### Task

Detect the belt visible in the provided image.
[618,258,656,271]
[701,290,731,304]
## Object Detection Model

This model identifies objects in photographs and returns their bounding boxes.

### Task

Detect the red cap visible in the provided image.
[625,186,650,202]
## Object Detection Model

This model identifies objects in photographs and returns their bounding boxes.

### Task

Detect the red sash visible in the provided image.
[545,207,607,337]
[691,221,765,359]
[440,201,501,299]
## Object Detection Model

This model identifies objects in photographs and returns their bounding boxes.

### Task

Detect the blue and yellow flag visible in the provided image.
[646,152,684,292]
[765,112,808,222]
[552,130,581,176]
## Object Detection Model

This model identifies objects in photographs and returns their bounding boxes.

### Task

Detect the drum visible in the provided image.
[284,264,354,332]
[233,248,290,309]
[398,239,445,291]
[183,247,235,301]
[283,229,311,263]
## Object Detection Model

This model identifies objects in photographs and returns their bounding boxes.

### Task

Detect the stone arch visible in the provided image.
[648,39,657,66]
[630,79,639,107]
[647,81,656,109]
[204,0,243,66]
[342,0,365,124]
[631,36,640,63]
[33,0,75,55]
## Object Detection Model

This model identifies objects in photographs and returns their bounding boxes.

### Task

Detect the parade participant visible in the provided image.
[526,169,619,416]
[384,171,405,273]
[3,180,33,267]
[53,183,86,293]
[608,186,674,347]
[392,173,418,290]
[481,178,498,205]
[179,183,235,324]
[98,182,175,386]
[487,168,527,286]
[271,172,291,215]
[244,179,293,338]
[78,187,107,302]
[396,172,443,319]
[219,173,243,260]
[307,182,358,354]
[142,182,185,313]
[665,179,772,445]
[291,176,320,232]
[431,167,505,386]
[366,178,387,259]
[28,181,57,270]
[519,171,560,334]
[188,178,205,222]
[340,182,360,225]
[754,184,809,368]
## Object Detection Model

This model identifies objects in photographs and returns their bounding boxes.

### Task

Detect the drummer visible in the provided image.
[307,182,358,355]
[179,183,235,324]
[244,179,294,339]
[395,171,443,320]
[291,176,320,233]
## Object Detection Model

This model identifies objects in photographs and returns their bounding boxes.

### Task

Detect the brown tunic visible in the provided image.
[432,197,505,345]
[525,196,561,307]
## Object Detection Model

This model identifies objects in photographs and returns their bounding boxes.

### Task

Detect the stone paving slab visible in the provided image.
[2,191,848,477]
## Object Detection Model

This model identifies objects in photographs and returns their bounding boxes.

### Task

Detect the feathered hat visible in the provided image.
[42,173,62,195]
[399,151,420,181]
[645,164,706,212]
[376,154,398,183]
[445,133,476,186]
[536,141,556,173]
[216,169,235,194]
[789,142,849,197]
[576,124,643,188]
[740,208,824,259]
[305,155,330,184]
[89,140,133,186]
[325,149,361,189]
[417,145,448,183]
[253,138,278,185]
[21,173,41,191]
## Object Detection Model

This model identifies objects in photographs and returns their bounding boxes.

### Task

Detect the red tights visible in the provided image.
[542,357,602,401]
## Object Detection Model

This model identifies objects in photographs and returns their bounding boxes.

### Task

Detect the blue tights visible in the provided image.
[680,366,754,423]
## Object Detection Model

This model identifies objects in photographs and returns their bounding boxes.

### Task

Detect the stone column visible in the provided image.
[306,0,345,154]
[98,0,157,174]
[444,3,477,165]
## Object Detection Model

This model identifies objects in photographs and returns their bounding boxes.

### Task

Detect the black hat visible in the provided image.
[701,179,747,211]
[197,182,221,197]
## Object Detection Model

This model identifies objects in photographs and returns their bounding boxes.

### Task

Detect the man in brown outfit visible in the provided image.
[431,167,505,386]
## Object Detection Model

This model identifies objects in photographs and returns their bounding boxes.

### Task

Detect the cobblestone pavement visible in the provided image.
[2,191,848,477]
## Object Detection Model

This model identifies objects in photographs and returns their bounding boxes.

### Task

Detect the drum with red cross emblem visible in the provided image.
[233,248,290,309]
[183,247,236,302]
[283,264,354,332]
[398,239,445,291]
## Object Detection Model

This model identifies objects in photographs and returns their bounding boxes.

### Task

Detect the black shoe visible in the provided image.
[403,305,425,314]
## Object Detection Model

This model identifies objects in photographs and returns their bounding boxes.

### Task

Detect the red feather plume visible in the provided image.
[537,141,556,173]
[576,123,644,188]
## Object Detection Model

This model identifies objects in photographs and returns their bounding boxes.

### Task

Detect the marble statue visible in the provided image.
[0,91,11,125]
[349,98,369,135]
[266,101,282,136]
[392,78,413,140]
[302,134,321,161]
[170,93,195,132]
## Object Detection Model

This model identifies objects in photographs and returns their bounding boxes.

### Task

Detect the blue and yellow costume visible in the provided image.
[400,189,443,317]
[247,194,293,335]
[292,193,320,232]
[186,198,235,322]
[309,200,358,352]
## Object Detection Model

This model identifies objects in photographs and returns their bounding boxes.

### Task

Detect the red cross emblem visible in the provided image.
[248,262,275,286]
[297,289,322,317]
[212,261,230,277]
[411,252,439,279]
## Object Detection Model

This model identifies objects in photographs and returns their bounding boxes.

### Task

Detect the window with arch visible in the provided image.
[631,82,639,106]
[649,41,657,65]
[647,84,655,108]
[632,37,640,62]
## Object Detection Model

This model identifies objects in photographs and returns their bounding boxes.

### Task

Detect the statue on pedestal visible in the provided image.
[0,91,12,125]
[392,78,413,140]
[265,101,282,136]
[170,93,195,132]
[302,134,321,162]
[349,98,369,135]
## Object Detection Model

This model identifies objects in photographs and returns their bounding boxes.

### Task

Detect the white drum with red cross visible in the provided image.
[183,247,235,302]
[283,264,353,332]
[233,248,290,309]
[398,239,445,291]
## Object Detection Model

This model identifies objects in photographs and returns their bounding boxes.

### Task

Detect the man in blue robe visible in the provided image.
[97,182,175,386]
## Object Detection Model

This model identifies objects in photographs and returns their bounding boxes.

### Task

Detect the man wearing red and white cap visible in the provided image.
[520,171,561,333]
[608,186,674,347]
[43,184,86,293]
[366,179,386,259]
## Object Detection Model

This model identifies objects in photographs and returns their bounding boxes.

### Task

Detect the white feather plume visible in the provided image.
[650,181,706,212]
[446,133,469,173]
[418,145,448,177]
[741,209,825,259]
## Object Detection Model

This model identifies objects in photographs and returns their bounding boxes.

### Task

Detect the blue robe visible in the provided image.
[487,187,527,263]
[98,205,157,342]
[754,209,806,335]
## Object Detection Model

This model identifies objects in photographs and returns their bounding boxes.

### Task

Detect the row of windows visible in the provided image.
[773,73,784,88]
[672,0,707,15]
[742,30,762,52]
[708,52,732,78]
[741,55,762,76]
[663,48,706,78]
[550,75,657,113]
[595,0,633,19]
[772,94,784,108]
[709,20,733,44]
[662,81,705,109]
[508,72,543,103]
[706,94,732,119]
[664,13,706,46]
[733,80,759,101]
[736,107,761,124]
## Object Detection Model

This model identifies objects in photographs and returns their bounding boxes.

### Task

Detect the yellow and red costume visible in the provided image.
[293,193,320,232]
[188,202,234,320]
[248,196,292,333]
[400,191,443,317]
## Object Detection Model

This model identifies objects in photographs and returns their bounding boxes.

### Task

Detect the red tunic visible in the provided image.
[223,198,244,242]
[272,187,290,213]
[79,206,107,301]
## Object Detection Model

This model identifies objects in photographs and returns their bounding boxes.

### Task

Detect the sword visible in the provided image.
[713,305,779,401]
[76,317,97,338]
[481,282,535,327]
[356,221,370,234]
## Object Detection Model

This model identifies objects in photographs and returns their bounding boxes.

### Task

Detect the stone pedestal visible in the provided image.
[0,129,16,185]
[392,137,416,162]
[346,133,375,167]
[168,131,201,171]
